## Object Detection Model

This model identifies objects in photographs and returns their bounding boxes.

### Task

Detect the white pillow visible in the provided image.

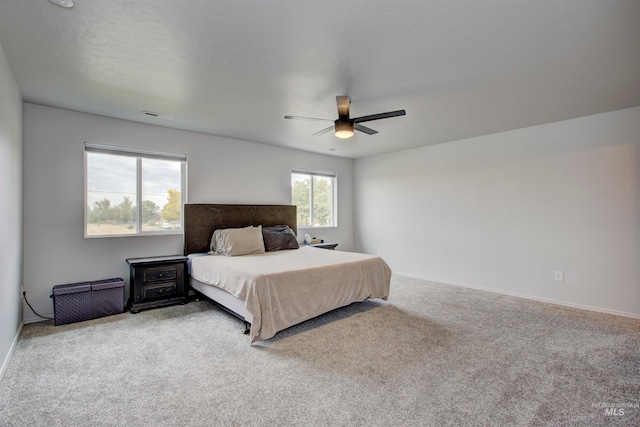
[209,225,265,256]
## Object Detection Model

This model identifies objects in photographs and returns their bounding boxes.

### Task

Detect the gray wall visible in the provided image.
[0,43,23,378]
[22,103,354,322]
[354,107,640,318]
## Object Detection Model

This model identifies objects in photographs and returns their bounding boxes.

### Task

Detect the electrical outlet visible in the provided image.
[554,271,564,282]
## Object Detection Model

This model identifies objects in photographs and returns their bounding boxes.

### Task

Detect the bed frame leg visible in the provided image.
[243,321,250,335]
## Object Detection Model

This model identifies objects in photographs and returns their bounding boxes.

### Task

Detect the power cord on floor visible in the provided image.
[23,292,54,320]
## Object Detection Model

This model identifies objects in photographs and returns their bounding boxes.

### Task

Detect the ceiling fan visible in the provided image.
[285,96,406,139]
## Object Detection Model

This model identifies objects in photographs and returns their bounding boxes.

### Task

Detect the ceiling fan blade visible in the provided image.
[354,124,378,135]
[353,109,406,123]
[284,115,333,122]
[336,96,350,118]
[312,125,335,136]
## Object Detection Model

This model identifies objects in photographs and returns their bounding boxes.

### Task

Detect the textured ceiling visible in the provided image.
[0,0,638,158]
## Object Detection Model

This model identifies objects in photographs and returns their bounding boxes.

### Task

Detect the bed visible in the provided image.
[184,204,391,342]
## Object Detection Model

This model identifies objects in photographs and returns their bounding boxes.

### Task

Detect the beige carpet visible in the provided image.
[1,275,639,426]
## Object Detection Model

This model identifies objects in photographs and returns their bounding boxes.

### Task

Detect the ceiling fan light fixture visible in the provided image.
[335,121,354,139]
[48,0,74,8]
[285,95,405,138]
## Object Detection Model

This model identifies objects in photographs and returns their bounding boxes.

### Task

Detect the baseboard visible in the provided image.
[0,321,24,383]
[23,314,53,325]
[393,272,640,320]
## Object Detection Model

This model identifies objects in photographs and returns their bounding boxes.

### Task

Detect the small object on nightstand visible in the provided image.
[126,255,188,313]
[309,242,338,250]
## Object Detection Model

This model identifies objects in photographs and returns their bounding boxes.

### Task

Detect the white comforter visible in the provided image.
[190,246,391,342]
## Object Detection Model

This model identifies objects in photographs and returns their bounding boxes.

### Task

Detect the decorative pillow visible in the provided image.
[262,225,299,252]
[209,225,265,256]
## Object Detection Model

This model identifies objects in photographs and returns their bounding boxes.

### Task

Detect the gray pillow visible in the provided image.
[262,225,299,252]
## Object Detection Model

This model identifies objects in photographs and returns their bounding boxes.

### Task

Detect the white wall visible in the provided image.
[355,107,640,318]
[23,103,354,321]
[0,43,23,378]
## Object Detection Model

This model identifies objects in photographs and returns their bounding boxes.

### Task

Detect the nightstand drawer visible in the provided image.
[143,266,178,283]
[142,282,177,299]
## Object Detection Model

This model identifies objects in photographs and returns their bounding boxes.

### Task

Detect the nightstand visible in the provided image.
[126,255,188,313]
[309,242,339,250]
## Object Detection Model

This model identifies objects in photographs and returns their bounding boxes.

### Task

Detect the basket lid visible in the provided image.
[91,278,124,291]
[53,282,91,295]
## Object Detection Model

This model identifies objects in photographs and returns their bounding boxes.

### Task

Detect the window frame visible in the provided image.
[84,142,187,238]
[291,168,337,229]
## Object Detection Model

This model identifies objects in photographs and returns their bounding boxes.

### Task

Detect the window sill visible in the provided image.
[84,231,183,238]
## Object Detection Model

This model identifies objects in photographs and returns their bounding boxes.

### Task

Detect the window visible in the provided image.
[84,142,187,237]
[291,169,336,227]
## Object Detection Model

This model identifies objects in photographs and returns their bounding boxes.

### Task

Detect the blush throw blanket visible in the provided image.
[190,246,391,342]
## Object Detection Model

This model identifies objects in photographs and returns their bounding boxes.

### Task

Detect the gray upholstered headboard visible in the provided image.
[183,204,297,255]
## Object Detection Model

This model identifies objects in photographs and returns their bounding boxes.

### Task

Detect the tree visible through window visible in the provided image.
[291,170,336,227]
[85,143,186,237]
